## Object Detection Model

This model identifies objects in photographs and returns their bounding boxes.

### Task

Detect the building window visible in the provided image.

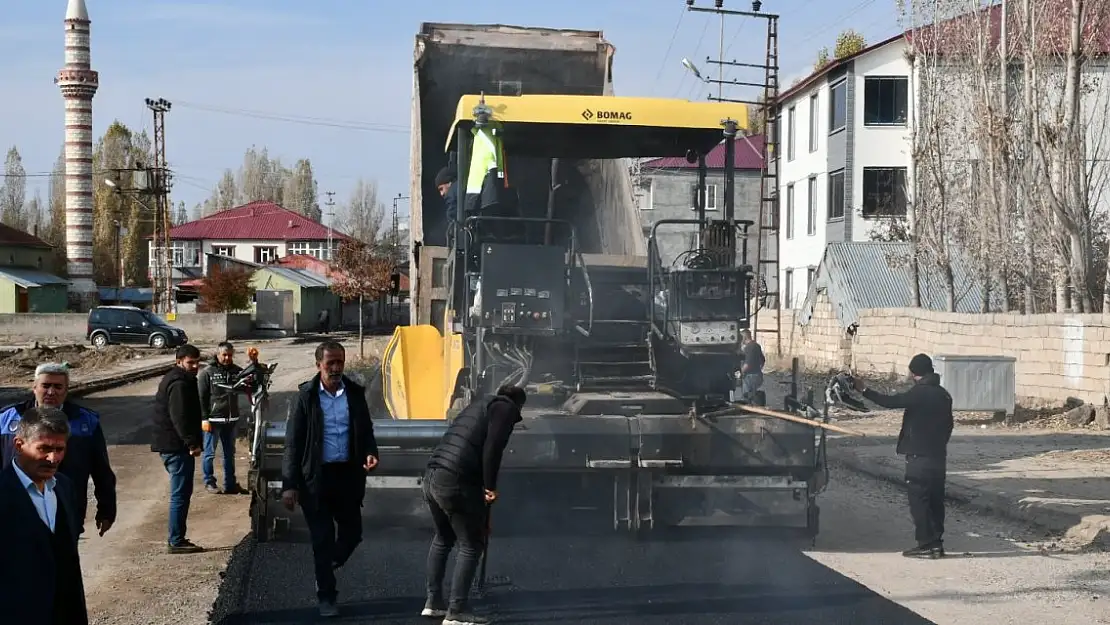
[784,269,794,309]
[829,80,847,133]
[807,176,818,235]
[150,241,201,267]
[254,246,279,264]
[787,105,796,161]
[774,114,782,161]
[785,184,795,240]
[827,169,845,220]
[864,77,909,126]
[212,245,235,257]
[807,266,816,289]
[808,94,819,152]
[288,241,336,261]
[706,184,718,210]
[862,167,909,217]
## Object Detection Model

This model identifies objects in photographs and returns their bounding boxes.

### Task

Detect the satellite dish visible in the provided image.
[681,57,703,80]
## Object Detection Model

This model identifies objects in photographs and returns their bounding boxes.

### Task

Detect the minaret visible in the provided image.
[54,0,98,307]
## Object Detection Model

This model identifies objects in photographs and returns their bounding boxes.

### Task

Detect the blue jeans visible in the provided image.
[161,452,195,547]
[202,423,237,490]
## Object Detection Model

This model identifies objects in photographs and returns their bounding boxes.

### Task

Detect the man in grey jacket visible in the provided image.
[197,341,243,494]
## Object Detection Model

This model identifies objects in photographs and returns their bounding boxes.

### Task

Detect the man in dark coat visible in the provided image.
[854,353,954,558]
[0,362,117,537]
[421,385,525,625]
[0,406,89,625]
[281,340,379,618]
[151,344,204,554]
[197,341,243,495]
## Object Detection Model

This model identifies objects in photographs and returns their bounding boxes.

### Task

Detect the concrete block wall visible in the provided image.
[755,293,849,371]
[756,300,1110,404]
[0,313,253,345]
[850,308,1110,403]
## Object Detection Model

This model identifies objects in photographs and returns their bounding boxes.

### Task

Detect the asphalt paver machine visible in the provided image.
[349,93,831,537]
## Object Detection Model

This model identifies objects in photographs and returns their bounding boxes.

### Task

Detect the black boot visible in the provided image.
[902,542,945,559]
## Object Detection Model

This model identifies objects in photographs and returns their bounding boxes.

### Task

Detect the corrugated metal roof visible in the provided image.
[257,266,332,289]
[642,135,765,171]
[0,267,69,288]
[797,242,998,328]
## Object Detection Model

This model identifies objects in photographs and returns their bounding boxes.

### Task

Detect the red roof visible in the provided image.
[0,223,51,249]
[779,2,1110,104]
[165,201,351,242]
[642,134,765,170]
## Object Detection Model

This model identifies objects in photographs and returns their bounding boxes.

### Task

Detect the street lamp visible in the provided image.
[682,57,706,82]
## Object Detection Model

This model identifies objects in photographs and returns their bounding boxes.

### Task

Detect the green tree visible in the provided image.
[45,148,67,276]
[833,29,866,59]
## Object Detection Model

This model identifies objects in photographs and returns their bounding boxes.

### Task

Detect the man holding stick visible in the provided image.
[853,354,954,559]
[421,384,525,625]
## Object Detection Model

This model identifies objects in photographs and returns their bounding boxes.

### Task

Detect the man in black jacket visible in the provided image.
[151,344,204,554]
[281,340,378,619]
[197,341,243,495]
[421,385,525,625]
[854,353,954,558]
[0,362,117,538]
[0,406,88,625]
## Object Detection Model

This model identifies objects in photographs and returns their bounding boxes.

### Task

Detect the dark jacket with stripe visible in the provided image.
[281,374,378,499]
[0,399,117,527]
[428,395,521,491]
[0,464,88,625]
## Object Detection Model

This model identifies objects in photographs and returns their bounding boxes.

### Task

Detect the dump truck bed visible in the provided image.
[409,22,647,325]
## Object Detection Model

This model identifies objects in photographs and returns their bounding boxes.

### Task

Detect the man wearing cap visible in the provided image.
[853,353,953,559]
[0,362,117,538]
[437,166,459,225]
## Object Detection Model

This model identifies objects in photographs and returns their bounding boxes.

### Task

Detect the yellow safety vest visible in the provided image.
[466,126,505,195]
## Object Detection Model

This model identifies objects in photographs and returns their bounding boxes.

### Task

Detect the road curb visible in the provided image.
[832,444,1083,535]
[69,361,176,397]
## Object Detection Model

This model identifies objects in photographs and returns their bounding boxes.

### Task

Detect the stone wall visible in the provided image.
[0,313,253,345]
[756,295,1110,403]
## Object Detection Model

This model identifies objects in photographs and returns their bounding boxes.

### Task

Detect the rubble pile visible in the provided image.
[0,343,168,385]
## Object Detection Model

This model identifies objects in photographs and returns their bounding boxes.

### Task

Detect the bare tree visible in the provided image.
[1,147,27,231]
[283,158,321,221]
[340,178,388,244]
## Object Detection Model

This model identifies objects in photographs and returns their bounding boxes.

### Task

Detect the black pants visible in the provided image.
[301,463,365,602]
[423,467,487,612]
[905,454,946,547]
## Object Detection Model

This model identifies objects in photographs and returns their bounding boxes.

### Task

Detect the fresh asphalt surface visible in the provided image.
[210,477,934,625]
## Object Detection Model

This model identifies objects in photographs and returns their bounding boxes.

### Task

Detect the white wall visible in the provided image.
[851,40,913,241]
[779,77,830,308]
[149,238,334,275]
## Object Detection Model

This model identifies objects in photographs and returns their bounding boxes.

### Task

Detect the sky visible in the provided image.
[1,0,902,225]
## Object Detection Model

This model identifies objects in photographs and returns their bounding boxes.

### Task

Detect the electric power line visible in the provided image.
[170,100,410,133]
[652,4,688,95]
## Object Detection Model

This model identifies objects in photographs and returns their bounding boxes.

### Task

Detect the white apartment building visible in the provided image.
[776,33,912,309]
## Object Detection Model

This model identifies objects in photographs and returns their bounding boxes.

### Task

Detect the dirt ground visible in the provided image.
[0,343,172,386]
[71,336,388,625]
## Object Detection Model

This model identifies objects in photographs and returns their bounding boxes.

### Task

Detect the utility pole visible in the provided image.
[324,191,336,259]
[685,0,782,355]
[146,97,173,315]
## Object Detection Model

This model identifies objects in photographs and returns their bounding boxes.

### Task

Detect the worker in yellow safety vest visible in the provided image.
[464,124,509,215]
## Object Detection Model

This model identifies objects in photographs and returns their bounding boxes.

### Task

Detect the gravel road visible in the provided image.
[208,458,1110,624]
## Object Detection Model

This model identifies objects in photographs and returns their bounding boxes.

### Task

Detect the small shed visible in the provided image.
[0,267,69,312]
[250,266,339,332]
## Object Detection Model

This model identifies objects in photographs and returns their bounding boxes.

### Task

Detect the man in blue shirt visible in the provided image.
[0,362,117,538]
[281,340,379,618]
